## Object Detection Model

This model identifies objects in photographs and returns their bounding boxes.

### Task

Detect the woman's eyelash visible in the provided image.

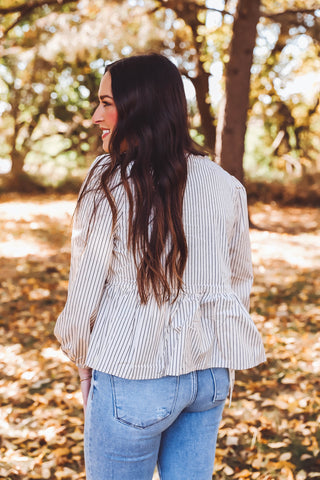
[102,101,111,106]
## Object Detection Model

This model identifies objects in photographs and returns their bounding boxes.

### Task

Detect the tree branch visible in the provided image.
[263,8,318,21]
[1,0,79,37]
[0,0,78,15]
[153,0,233,17]
[204,6,233,16]
[152,1,319,23]
[3,13,24,36]
[146,0,320,23]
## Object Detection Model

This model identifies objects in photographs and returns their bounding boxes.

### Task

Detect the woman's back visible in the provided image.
[105,154,243,291]
[62,153,265,379]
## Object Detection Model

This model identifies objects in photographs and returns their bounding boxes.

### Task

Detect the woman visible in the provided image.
[55,53,265,480]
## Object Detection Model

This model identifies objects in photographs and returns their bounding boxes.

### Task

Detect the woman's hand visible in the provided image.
[78,367,92,415]
[80,377,91,414]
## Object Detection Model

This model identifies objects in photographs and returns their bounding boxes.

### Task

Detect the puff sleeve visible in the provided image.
[228,182,253,312]
[54,160,115,367]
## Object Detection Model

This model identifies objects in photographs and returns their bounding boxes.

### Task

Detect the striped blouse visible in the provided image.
[54,154,266,379]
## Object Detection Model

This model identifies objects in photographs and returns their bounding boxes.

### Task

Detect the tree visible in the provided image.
[0,0,79,37]
[248,2,320,178]
[0,30,101,184]
[0,0,168,183]
[1,0,320,188]
[147,0,220,152]
[216,0,261,184]
[2,54,53,178]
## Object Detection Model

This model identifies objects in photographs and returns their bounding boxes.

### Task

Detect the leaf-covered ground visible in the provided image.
[0,195,319,480]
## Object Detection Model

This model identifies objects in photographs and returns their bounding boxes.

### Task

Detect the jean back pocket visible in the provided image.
[111,375,179,429]
[210,367,230,405]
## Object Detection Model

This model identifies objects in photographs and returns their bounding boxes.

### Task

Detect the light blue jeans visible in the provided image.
[84,368,230,480]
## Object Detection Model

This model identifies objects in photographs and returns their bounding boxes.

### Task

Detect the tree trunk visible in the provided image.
[190,67,216,153]
[187,6,216,153]
[157,0,216,152]
[216,0,261,184]
[10,114,26,177]
[10,148,25,177]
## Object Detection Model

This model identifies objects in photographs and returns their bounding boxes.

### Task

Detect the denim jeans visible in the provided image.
[84,367,229,480]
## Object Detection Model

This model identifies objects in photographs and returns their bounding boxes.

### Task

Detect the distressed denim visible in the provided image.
[84,367,229,480]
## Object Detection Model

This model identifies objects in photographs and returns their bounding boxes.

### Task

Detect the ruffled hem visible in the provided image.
[85,284,266,377]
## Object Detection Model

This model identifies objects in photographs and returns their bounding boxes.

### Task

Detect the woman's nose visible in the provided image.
[92,106,101,124]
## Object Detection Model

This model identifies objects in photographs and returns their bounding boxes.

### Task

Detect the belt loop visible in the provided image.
[193,370,197,401]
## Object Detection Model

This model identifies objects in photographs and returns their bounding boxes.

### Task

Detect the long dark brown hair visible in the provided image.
[79,53,205,304]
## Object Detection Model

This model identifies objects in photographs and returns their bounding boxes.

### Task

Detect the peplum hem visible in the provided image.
[85,283,266,379]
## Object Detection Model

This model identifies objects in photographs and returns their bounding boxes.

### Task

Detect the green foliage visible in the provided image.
[248,3,320,178]
[0,0,319,186]
[190,128,206,148]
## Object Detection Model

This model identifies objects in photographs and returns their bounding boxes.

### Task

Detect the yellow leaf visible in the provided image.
[234,469,252,478]
[268,441,287,448]
[223,466,235,476]
[296,471,307,480]
[225,436,239,446]
[274,399,289,410]
[279,452,292,461]
[280,466,294,480]
[67,429,83,441]
[71,445,83,454]
[51,447,70,458]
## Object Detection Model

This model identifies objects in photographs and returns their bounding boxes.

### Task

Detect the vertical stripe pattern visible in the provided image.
[54,154,266,378]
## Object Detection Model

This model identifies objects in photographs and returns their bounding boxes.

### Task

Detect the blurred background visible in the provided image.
[0,0,319,199]
[0,1,319,480]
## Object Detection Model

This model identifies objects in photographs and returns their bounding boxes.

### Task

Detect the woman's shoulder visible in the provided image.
[89,154,112,172]
[79,154,122,197]
[187,154,243,190]
[86,154,121,184]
